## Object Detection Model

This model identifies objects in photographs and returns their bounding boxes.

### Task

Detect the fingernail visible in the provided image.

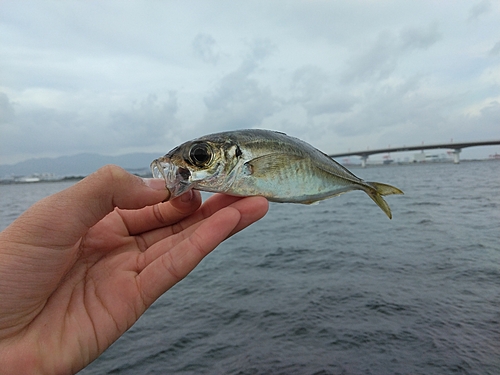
[143,178,167,191]
[180,190,194,202]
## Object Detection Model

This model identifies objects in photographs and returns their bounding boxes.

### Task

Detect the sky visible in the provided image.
[1,0,500,165]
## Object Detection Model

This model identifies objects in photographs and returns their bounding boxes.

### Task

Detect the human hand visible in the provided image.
[0,165,268,375]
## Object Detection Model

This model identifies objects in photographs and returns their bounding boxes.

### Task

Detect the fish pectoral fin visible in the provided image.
[245,153,305,177]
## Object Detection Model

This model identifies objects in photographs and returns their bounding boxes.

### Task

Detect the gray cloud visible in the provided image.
[291,66,329,102]
[490,41,500,56]
[192,33,220,65]
[341,23,441,83]
[1,1,499,164]
[400,23,441,51]
[0,91,180,161]
[459,100,500,139]
[468,0,492,21]
[290,66,357,117]
[0,93,15,124]
[201,39,278,130]
[108,92,179,147]
[334,77,428,137]
[342,31,400,82]
[1,103,94,159]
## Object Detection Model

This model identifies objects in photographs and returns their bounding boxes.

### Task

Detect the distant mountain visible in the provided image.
[0,152,162,178]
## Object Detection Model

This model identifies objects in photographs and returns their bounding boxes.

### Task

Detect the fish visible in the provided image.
[150,129,403,218]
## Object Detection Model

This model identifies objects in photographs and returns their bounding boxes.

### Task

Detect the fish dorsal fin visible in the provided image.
[245,153,305,177]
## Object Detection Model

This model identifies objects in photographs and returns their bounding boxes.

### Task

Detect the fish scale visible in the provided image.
[151,129,403,218]
[235,157,335,201]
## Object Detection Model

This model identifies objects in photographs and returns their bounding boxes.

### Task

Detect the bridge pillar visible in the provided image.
[360,155,369,168]
[452,148,461,164]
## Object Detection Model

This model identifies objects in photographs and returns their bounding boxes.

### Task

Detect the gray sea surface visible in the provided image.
[1,161,499,374]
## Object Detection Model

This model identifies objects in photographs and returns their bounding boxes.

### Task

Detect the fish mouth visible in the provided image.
[150,158,192,198]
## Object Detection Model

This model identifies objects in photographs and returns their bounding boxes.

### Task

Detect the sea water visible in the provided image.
[1,161,499,375]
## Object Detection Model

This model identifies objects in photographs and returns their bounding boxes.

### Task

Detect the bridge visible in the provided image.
[328,139,500,167]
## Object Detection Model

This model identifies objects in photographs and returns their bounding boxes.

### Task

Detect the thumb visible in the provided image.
[6,165,170,247]
[69,165,171,230]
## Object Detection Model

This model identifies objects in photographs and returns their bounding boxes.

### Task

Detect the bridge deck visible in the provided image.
[328,140,500,158]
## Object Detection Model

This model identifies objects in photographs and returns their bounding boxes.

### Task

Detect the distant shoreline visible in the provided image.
[0,172,151,185]
[0,176,85,185]
[1,158,498,185]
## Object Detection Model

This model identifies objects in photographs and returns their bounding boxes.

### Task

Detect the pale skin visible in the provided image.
[0,165,269,375]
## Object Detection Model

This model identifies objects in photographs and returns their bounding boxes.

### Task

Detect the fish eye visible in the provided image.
[188,143,212,167]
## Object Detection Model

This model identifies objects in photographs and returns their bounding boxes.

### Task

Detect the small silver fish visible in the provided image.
[151,129,403,218]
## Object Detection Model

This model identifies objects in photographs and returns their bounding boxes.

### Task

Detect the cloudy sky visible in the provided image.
[1,0,500,165]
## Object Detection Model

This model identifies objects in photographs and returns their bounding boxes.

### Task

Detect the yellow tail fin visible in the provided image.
[364,182,404,219]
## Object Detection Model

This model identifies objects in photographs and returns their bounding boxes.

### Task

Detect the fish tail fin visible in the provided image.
[363,182,404,219]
